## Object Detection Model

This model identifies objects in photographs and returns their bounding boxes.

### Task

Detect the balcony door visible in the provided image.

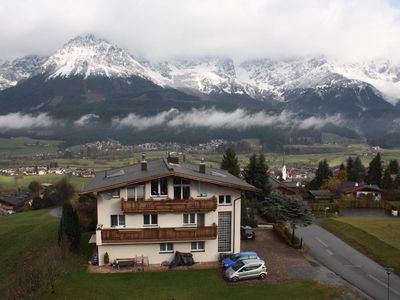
[173,177,190,200]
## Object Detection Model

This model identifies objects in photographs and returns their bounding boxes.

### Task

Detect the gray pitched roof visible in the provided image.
[81,158,258,194]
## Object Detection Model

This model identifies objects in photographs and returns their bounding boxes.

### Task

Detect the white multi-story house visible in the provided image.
[82,155,258,266]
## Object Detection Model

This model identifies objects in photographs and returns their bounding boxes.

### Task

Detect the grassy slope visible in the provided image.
[320,218,400,274]
[0,209,58,296]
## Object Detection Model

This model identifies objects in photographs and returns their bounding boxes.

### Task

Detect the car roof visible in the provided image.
[239,251,257,256]
[240,259,264,265]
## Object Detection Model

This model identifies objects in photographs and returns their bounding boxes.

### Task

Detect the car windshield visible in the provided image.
[232,261,245,271]
[230,254,241,262]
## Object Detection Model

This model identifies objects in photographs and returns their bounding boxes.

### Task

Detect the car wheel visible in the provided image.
[231,276,239,282]
[259,273,266,280]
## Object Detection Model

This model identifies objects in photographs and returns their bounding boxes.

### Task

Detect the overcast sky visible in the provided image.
[1,0,400,62]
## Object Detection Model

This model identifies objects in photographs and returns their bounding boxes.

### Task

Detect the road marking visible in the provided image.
[315,237,328,247]
[326,249,334,255]
[368,274,400,296]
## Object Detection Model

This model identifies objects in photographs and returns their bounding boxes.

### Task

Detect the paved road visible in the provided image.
[49,206,62,218]
[297,224,400,300]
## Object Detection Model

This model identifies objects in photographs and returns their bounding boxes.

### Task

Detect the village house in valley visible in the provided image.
[81,155,258,266]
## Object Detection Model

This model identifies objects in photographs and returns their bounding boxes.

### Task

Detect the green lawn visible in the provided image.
[0,174,92,192]
[41,271,343,300]
[0,210,348,300]
[0,209,58,297]
[320,217,400,274]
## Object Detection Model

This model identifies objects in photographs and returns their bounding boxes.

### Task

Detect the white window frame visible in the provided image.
[191,241,205,252]
[127,184,145,201]
[183,213,204,226]
[159,243,174,253]
[151,178,168,197]
[218,195,232,205]
[110,214,125,228]
[183,213,196,225]
[197,182,207,197]
[143,214,158,226]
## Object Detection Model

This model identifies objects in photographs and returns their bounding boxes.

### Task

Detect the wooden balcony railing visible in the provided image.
[101,225,217,244]
[121,196,217,213]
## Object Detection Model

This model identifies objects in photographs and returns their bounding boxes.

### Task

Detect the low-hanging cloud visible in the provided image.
[0,113,53,130]
[73,113,99,126]
[112,108,344,131]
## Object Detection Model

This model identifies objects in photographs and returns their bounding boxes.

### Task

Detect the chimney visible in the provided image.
[199,157,206,174]
[167,152,179,164]
[141,153,147,171]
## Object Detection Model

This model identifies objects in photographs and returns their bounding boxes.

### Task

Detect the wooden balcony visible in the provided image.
[121,196,217,213]
[101,225,217,244]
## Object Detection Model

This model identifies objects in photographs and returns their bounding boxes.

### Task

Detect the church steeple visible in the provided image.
[281,153,287,181]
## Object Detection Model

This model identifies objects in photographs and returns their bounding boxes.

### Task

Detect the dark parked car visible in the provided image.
[241,226,255,240]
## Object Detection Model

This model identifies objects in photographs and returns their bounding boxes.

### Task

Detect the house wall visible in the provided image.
[356,191,382,201]
[98,240,219,265]
[96,178,241,265]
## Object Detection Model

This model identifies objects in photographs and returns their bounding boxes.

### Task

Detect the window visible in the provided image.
[110,215,125,227]
[160,243,174,253]
[173,177,190,199]
[191,241,205,252]
[143,214,158,226]
[127,184,145,200]
[183,213,204,226]
[218,195,232,205]
[218,212,232,252]
[105,189,120,198]
[197,182,207,197]
[151,178,168,196]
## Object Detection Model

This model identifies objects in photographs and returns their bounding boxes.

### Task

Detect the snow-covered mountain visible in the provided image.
[41,34,164,85]
[0,55,45,90]
[0,34,399,107]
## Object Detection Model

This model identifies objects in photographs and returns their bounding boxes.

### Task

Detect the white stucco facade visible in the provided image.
[95,178,242,265]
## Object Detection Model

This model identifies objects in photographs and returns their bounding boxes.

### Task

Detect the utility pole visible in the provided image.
[384,266,394,300]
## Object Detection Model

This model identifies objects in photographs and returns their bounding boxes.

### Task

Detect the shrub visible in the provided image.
[104,252,110,265]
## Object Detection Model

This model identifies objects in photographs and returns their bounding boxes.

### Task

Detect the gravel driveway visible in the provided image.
[241,229,311,282]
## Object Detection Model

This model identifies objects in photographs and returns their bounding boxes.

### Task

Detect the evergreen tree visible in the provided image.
[394,174,400,189]
[220,145,240,177]
[389,160,399,174]
[284,197,313,244]
[243,154,271,202]
[352,157,366,183]
[368,153,383,187]
[337,163,347,181]
[58,202,81,252]
[382,167,393,190]
[346,157,353,180]
[309,159,332,189]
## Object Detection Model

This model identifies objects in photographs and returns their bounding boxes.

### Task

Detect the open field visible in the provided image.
[1,136,400,172]
[0,137,62,159]
[0,210,348,300]
[0,174,91,192]
[320,217,400,275]
[0,209,58,297]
